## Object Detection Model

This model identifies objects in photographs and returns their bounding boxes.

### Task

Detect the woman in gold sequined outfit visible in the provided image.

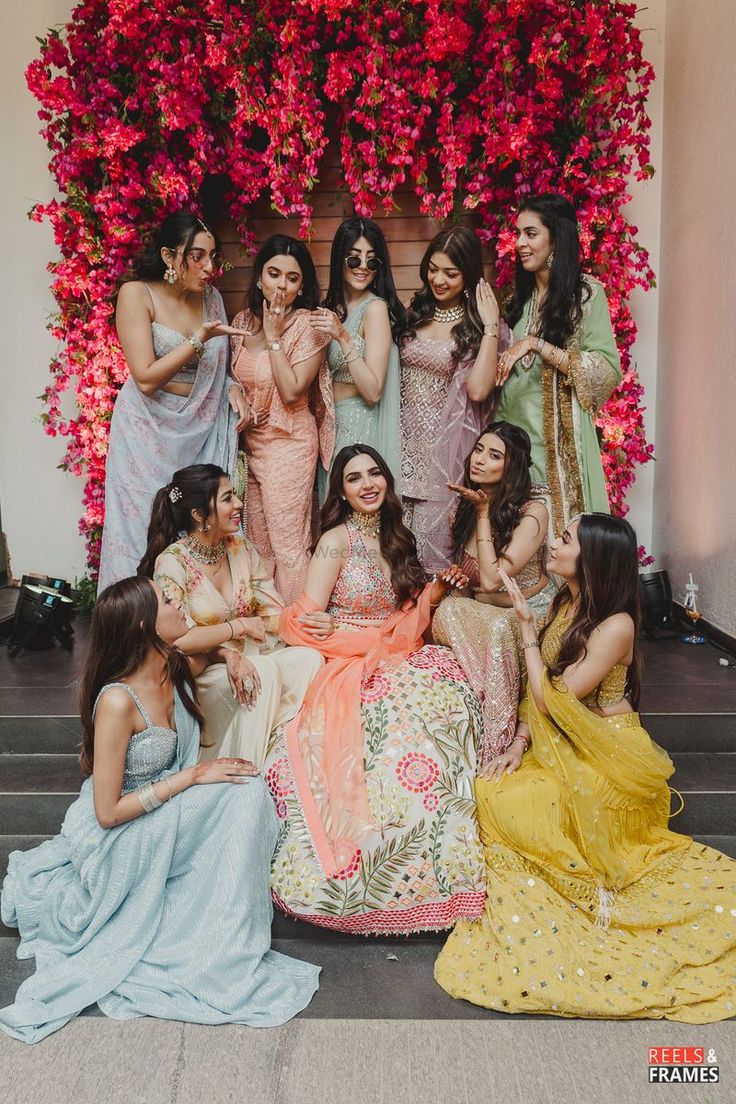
[436,514,736,1022]
[398,226,507,571]
[432,423,555,768]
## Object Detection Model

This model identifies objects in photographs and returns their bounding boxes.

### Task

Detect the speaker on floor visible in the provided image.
[639,570,677,639]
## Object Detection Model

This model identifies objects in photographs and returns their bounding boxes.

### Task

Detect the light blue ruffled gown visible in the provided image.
[0,683,320,1044]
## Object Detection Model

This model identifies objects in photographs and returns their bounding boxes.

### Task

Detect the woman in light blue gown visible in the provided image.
[0,576,319,1044]
[312,217,404,500]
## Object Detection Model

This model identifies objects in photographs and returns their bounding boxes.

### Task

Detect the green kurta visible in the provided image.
[497,276,621,535]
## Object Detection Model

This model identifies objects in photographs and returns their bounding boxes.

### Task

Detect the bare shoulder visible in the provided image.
[365,297,390,322]
[94,687,137,729]
[521,499,549,527]
[316,525,349,554]
[117,280,151,311]
[591,612,635,653]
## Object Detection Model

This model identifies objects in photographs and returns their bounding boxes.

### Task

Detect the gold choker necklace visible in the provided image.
[184,535,227,565]
[350,510,381,537]
[433,304,464,324]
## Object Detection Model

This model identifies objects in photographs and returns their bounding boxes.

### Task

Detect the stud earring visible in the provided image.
[297,288,303,297]
[546,250,555,269]
[256,280,262,290]
[164,263,177,285]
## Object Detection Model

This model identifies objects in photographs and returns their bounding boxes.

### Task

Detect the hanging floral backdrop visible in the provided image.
[27,0,655,575]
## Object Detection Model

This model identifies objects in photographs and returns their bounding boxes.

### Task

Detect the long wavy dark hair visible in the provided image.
[133,211,221,282]
[79,576,202,776]
[245,234,321,317]
[540,513,642,708]
[506,193,590,350]
[137,464,226,578]
[320,444,426,608]
[323,217,406,338]
[397,225,486,367]
[450,422,537,563]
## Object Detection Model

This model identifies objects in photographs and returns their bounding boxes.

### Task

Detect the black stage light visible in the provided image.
[639,569,677,638]
[6,575,75,657]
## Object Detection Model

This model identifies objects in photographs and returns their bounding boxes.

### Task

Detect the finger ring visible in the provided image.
[243,676,255,693]
[273,307,282,315]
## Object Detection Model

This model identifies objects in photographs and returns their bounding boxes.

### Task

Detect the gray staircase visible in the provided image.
[1,710,735,941]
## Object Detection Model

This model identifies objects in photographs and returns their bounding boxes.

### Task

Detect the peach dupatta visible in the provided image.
[280,586,433,876]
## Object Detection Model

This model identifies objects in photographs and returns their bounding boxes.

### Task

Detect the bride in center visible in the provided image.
[264,444,485,934]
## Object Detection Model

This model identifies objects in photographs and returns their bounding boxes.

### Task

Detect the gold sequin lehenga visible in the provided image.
[435,605,736,1022]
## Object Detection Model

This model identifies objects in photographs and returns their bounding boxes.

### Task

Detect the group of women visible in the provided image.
[2,197,735,1043]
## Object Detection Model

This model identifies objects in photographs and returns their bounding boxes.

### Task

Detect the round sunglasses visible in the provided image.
[345,254,382,272]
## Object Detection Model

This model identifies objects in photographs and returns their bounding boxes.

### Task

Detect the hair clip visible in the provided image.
[169,486,183,504]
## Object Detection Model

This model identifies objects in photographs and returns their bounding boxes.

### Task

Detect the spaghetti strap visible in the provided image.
[92,682,154,729]
[143,283,158,320]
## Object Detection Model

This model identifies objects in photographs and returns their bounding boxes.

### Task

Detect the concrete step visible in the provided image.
[1,712,735,756]
[643,712,736,751]
[1,750,735,835]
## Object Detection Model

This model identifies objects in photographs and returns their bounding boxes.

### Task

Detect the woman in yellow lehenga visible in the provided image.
[435,513,736,1021]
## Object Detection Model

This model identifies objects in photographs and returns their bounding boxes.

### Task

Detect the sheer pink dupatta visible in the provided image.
[280,586,433,876]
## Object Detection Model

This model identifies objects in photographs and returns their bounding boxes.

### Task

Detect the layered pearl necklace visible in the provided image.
[433,303,464,324]
[184,534,227,565]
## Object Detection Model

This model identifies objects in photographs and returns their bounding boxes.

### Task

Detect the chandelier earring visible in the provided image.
[546,250,555,270]
[164,262,177,285]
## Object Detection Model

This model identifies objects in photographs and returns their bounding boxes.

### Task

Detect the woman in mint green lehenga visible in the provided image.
[313,218,404,500]
[496,194,621,539]
[0,576,319,1043]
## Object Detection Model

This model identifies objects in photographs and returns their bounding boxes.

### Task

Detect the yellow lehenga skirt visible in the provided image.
[435,673,736,1022]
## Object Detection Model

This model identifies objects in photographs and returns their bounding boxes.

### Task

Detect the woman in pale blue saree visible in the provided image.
[313,217,404,500]
[98,212,249,592]
[0,576,319,1044]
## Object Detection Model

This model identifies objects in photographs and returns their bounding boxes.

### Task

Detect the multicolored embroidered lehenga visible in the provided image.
[262,516,486,934]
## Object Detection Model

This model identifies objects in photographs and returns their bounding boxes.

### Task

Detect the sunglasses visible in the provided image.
[345,254,382,272]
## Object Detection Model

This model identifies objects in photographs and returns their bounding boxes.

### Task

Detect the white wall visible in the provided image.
[1,1,667,587]
[624,0,666,558]
[653,0,736,634]
[0,1,81,583]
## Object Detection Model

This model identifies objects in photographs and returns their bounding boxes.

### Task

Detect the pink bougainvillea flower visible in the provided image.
[27,1,656,575]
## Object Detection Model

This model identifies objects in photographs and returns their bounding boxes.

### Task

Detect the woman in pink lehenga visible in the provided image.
[230,236,334,603]
[431,422,557,769]
[263,445,486,936]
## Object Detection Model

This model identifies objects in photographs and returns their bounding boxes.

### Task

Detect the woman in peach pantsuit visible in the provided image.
[230,236,334,603]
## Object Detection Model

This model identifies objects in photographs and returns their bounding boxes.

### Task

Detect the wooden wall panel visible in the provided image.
[211,148,488,320]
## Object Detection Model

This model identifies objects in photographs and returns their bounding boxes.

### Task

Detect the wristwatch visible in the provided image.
[269,341,281,352]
